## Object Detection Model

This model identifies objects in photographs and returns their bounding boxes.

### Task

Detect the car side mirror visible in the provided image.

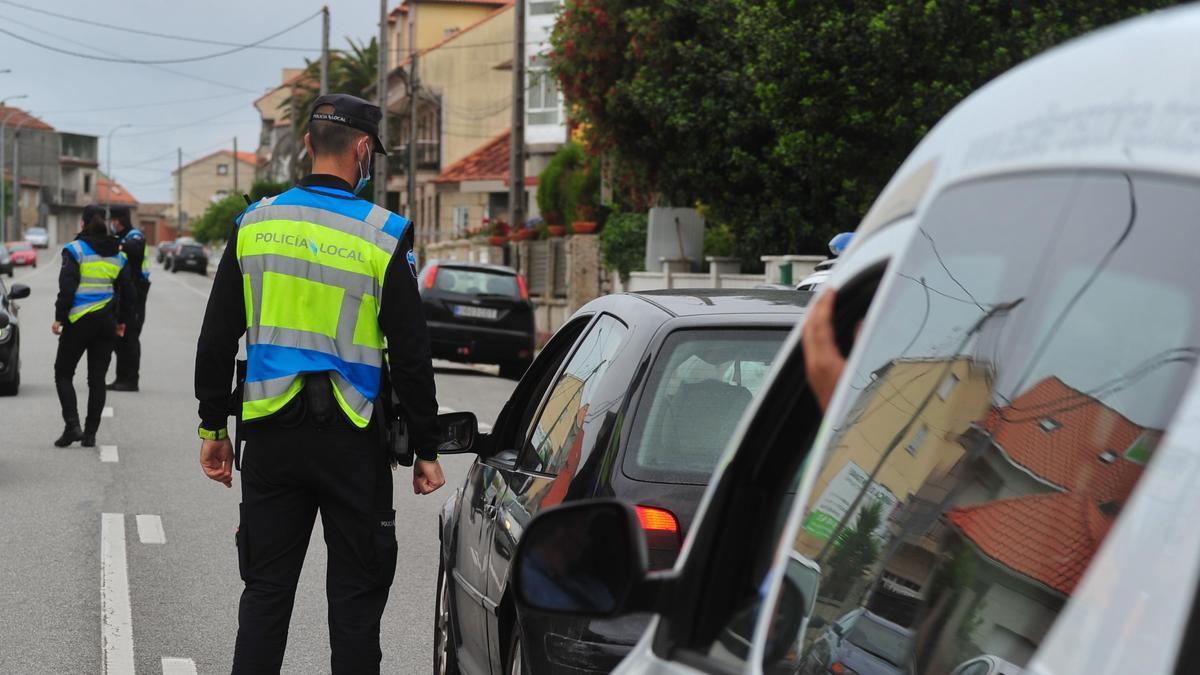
[436,412,479,454]
[8,284,29,300]
[512,500,649,617]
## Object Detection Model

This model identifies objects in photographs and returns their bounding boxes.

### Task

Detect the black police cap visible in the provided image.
[310,93,388,155]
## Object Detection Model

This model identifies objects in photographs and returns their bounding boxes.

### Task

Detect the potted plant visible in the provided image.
[486,217,509,246]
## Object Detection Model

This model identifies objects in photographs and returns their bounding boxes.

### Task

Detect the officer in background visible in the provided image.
[194,93,446,674]
[53,205,135,447]
[107,205,149,392]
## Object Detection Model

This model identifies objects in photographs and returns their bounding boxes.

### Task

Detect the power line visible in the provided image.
[0,10,321,65]
[0,0,318,53]
[40,91,251,115]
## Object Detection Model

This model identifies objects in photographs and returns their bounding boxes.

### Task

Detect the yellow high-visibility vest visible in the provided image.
[66,240,126,323]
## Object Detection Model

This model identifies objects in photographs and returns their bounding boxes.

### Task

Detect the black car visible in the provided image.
[436,289,809,675]
[419,261,536,380]
[157,240,175,264]
[0,244,12,278]
[0,278,30,395]
[167,241,209,275]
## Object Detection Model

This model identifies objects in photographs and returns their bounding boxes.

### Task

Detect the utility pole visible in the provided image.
[320,5,330,95]
[176,147,183,238]
[374,0,389,207]
[508,0,526,234]
[233,137,239,195]
[407,49,418,230]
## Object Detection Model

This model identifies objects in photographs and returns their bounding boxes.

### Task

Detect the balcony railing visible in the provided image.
[387,140,440,174]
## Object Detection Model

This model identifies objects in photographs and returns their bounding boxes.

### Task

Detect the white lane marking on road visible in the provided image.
[136,515,166,544]
[100,445,119,463]
[160,657,197,675]
[101,513,135,675]
[102,406,114,418]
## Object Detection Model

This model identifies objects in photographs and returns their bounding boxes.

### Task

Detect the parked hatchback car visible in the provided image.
[0,278,30,395]
[0,244,12,278]
[510,8,1200,675]
[437,289,808,675]
[166,241,208,275]
[801,609,914,675]
[418,261,536,379]
[6,241,37,268]
[22,227,49,248]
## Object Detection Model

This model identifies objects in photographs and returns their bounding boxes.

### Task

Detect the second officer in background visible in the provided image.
[107,205,149,391]
[194,93,446,674]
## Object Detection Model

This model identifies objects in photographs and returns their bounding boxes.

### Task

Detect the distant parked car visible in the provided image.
[418,261,536,379]
[950,655,1025,675]
[157,240,174,264]
[0,278,30,395]
[6,242,36,268]
[0,244,12,278]
[166,241,209,275]
[23,227,49,248]
[801,609,915,675]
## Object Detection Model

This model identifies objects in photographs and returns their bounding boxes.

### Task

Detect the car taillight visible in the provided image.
[424,264,439,290]
[831,663,859,675]
[636,505,681,571]
[517,274,529,300]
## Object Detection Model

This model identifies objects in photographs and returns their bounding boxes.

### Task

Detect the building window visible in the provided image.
[530,0,560,14]
[905,424,928,455]
[217,164,229,176]
[526,59,561,126]
[443,27,460,38]
[452,206,471,237]
[83,174,92,194]
[1039,417,1062,432]
[212,190,229,203]
[937,372,959,400]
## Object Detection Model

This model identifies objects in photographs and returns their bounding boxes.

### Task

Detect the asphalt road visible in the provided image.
[0,247,516,673]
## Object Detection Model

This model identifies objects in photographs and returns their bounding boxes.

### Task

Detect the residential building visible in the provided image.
[0,106,93,245]
[380,1,516,246]
[3,170,42,238]
[172,149,256,229]
[254,68,311,184]
[523,0,568,178]
[135,202,173,246]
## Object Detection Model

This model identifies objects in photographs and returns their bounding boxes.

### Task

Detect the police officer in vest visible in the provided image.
[107,205,150,392]
[194,94,446,674]
[52,205,136,447]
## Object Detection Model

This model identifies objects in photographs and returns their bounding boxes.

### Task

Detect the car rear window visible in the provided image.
[10,243,31,251]
[624,328,789,485]
[181,245,204,255]
[847,616,911,668]
[435,267,518,297]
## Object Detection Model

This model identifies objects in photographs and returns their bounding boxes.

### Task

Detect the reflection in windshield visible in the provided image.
[759,172,1200,674]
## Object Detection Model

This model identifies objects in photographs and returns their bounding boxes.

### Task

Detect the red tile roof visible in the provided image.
[434,130,538,186]
[983,376,1148,502]
[96,176,138,207]
[948,492,1113,596]
[0,106,54,132]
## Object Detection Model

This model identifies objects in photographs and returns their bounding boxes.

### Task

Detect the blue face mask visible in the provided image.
[354,143,371,196]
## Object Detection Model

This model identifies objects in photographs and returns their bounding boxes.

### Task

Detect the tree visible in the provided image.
[190,194,247,245]
[821,500,884,602]
[248,179,290,202]
[550,0,1178,263]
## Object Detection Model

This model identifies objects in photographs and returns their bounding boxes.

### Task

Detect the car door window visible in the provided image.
[695,171,1200,674]
[518,314,628,476]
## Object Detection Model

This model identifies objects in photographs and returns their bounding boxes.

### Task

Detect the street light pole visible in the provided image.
[0,94,30,241]
[104,124,132,219]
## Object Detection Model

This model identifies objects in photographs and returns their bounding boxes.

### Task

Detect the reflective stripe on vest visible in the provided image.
[66,240,126,323]
[235,187,409,428]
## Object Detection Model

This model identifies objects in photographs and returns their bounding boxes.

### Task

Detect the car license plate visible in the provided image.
[454,305,499,320]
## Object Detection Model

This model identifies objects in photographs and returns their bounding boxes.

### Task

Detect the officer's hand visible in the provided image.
[116,323,126,338]
[51,321,62,336]
[200,439,235,488]
[802,290,846,412]
[413,459,445,495]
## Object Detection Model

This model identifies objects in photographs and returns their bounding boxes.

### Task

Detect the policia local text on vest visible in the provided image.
[52,205,136,448]
[194,94,446,674]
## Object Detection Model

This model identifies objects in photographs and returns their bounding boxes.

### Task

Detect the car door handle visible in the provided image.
[484,504,498,518]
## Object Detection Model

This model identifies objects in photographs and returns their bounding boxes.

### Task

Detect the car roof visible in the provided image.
[626,288,811,318]
[859,609,915,637]
[854,5,1200,245]
[428,259,517,275]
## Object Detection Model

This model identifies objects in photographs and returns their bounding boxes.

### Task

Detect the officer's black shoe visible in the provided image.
[81,432,97,448]
[54,425,83,448]
[107,381,139,392]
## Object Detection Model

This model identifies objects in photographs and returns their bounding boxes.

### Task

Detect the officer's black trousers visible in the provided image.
[113,295,146,384]
[232,418,397,675]
[54,310,116,431]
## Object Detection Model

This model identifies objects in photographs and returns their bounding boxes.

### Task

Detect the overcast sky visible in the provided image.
[0,0,387,202]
